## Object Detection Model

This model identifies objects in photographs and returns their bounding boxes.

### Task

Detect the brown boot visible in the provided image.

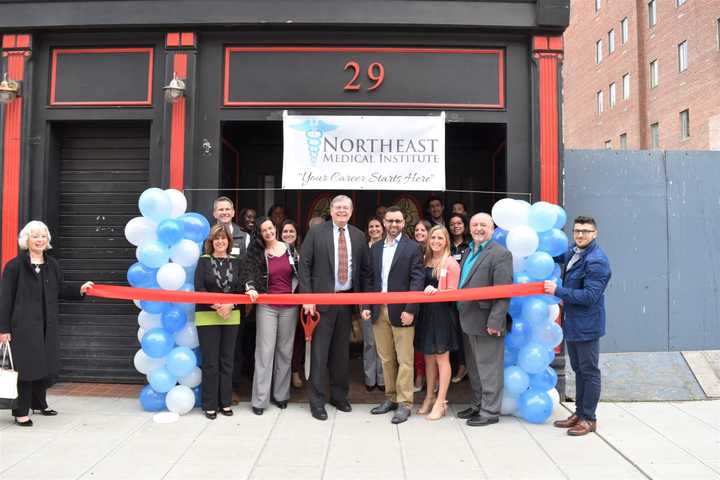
[567,419,597,436]
[553,413,580,428]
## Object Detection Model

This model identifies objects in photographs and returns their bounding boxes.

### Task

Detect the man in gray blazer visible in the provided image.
[456,212,513,426]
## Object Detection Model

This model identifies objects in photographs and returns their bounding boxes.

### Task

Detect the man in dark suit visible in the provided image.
[362,206,424,424]
[213,196,249,257]
[299,194,372,421]
[456,212,513,426]
[545,215,611,436]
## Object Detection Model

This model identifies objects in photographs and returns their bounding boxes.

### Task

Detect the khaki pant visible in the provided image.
[372,305,415,406]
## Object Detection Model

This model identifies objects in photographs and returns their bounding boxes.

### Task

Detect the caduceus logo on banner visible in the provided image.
[290,118,338,166]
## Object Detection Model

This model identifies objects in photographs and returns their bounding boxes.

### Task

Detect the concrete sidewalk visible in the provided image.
[0,395,718,480]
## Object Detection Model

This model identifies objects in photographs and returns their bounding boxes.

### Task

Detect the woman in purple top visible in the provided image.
[243,217,299,415]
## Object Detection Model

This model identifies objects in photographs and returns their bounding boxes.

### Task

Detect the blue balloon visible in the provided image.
[127,262,158,288]
[492,228,508,248]
[521,298,548,329]
[533,321,564,348]
[505,328,526,351]
[148,366,177,393]
[529,366,558,391]
[192,385,202,408]
[538,229,569,257]
[137,241,170,269]
[539,294,561,305]
[179,213,210,243]
[553,204,567,229]
[141,327,174,358]
[518,388,553,424]
[504,347,518,367]
[161,307,187,333]
[140,300,171,315]
[547,348,557,364]
[518,342,551,374]
[165,346,197,378]
[513,272,532,284]
[504,366,530,398]
[139,384,167,412]
[157,219,185,246]
[509,297,524,318]
[552,263,561,278]
[528,202,558,233]
[525,251,555,280]
[193,347,202,366]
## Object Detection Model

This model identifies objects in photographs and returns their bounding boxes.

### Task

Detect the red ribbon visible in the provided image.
[87,282,544,305]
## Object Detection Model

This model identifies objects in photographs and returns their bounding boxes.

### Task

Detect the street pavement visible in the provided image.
[0,395,718,480]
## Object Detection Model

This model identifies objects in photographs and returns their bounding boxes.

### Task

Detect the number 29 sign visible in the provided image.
[343,61,385,92]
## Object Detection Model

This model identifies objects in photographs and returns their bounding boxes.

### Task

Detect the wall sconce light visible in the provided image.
[0,72,21,104]
[163,72,186,104]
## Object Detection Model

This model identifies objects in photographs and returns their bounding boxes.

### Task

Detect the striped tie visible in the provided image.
[338,227,348,284]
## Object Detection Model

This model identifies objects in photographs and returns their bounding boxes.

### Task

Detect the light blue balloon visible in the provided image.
[137,241,170,269]
[518,388,553,424]
[525,251,555,280]
[127,262,158,288]
[533,321,564,348]
[553,204,567,229]
[161,307,187,334]
[504,347,518,367]
[157,219,185,246]
[528,202,558,233]
[547,348,556,364]
[529,366,558,391]
[139,384,167,412]
[513,272,532,284]
[148,367,177,393]
[141,327,174,358]
[521,298,548,329]
[518,342,551,374]
[140,300,171,315]
[504,366,530,398]
[538,229,569,257]
[492,228,508,248]
[139,188,172,223]
[505,328,526,351]
[165,346,197,378]
[179,213,210,243]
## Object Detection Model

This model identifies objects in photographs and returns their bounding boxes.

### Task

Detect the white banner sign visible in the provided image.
[282,113,445,191]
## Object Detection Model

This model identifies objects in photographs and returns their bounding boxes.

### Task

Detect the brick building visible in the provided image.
[563,0,720,150]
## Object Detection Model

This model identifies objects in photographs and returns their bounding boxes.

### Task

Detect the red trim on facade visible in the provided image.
[533,36,563,204]
[16,35,30,49]
[180,33,195,47]
[2,35,15,49]
[168,53,187,190]
[49,47,154,106]
[1,50,27,269]
[166,33,180,47]
[223,46,505,109]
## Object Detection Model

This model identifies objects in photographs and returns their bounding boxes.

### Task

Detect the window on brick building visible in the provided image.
[650,60,659,88]
[621,17,629,44]
[717,18,720,50]
[608,30,616,54]
[609,82,616,108]
[648,0,657,28]
[620,133,628,149]
[623,73,630,99]
[678,41,688,72]
[680,109,690,140]
[604,140,612,149]
[597,90,604,114]
[596,40,603,64]
[650,123,660,149]
[676,0,686,6]
[595,0,601,13]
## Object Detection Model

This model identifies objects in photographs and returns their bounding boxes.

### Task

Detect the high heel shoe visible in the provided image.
[32,409,58,416]
[417,396,435,415]
[426,400,447,421]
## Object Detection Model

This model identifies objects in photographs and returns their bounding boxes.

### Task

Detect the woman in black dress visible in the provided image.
[414,225,460,420]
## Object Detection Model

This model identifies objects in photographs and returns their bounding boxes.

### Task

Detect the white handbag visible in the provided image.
[0,341,18,400]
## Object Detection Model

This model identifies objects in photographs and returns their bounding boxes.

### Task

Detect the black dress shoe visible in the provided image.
[370,400,398,415]
[14,418,33,427]
[456,407,479,419]
[329,400,352,412]
[33,409,58,416]
[272,399,288,409]
[204,410,217,420]
[252,407,264,416]
[311,406,328,421]
[365,384,376,392]
[220,408,234,417]
[466,415,499,427]
[377,385,385,393]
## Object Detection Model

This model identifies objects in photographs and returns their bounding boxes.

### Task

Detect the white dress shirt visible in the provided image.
[381,233,401,293]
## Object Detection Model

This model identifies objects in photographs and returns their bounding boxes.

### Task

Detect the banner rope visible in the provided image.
[87,282,545,306]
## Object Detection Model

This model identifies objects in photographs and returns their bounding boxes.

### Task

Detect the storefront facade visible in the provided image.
[0,0,568,382]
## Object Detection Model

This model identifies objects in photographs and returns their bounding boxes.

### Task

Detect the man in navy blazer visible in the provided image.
[545,215,611,436]
[362,206,424,424]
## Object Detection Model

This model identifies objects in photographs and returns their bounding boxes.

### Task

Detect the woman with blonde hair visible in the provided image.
[414,225,461,420]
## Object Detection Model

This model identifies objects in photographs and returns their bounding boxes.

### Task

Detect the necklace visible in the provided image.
[31,263,41,274]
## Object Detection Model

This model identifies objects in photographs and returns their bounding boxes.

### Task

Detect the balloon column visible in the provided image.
[125,188,210,415]
[492,199,568,424]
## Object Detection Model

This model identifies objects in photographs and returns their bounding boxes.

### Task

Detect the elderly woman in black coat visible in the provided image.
[0,221,92,426]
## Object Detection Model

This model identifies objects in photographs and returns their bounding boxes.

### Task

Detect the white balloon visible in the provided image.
[157,263,186,291]
[492,198,530,231]
[137,327,146,343]
[125,217,158,247]
[174,322,199,348]
[501,395,518,416]
[170,239,201,267]
[179,366,202,388]
[547,388,561,410]
[506,225,539,257]
[547,304,561,323]
[512,255,528,274]
[165,385,195,415]
[133,349,165,375]
[138,311,162,329]
[164,189,188,219]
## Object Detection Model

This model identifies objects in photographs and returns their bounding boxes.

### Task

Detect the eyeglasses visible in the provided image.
[384,219,404,224]
[573,229,596,235]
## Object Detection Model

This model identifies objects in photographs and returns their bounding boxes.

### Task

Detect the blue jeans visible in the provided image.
[567,339,601,421]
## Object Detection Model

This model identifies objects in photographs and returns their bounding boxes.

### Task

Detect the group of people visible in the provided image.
[0,193,611,437]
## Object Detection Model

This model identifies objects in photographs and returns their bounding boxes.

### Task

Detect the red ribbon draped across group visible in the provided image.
[87,282,545,305]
